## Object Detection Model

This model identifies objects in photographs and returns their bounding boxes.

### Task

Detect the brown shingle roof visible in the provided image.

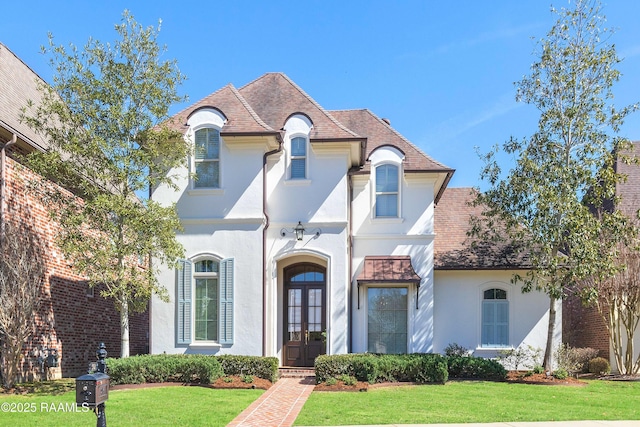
[357,256,421,283]
[0,43,49,150]
[238,73,360,140]
[166,83,276,135]
[434,187,530,270]
[331,109,453,173]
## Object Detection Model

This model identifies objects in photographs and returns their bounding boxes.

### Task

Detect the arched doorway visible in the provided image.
[283,263,326,366]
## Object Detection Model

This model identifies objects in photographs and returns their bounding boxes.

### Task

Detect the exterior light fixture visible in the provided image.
[281,221,321,241]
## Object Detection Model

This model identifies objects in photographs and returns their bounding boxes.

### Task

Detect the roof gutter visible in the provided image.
[262,137,283,357]
[1,133,18,237]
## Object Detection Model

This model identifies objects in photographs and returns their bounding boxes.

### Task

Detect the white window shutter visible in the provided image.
[176,259,193,345]
[219,258,234,344]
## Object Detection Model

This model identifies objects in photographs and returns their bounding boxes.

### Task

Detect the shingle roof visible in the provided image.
[0,43,49,150]
[357,256,421,283]
[330,109,453,174]
[238,73,360,140]
[166,83,276,135]
[434,187,530,270]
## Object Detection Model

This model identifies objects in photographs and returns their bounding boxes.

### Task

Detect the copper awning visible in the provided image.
[356,256,422,309]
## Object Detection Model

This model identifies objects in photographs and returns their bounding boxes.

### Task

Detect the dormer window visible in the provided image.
[194,127,220,188]
[290,136,307,179]
[375,164,399,217]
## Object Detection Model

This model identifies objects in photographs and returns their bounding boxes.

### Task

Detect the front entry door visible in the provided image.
[283,264,326,367]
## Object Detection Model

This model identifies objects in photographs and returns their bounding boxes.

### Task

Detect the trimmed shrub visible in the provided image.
[314,353,448,385]
[106,354,223,385]
[555,344,599,374]
[216,355,279,382]
[553,368,568,380]
[443,343,470,357]
[446,355,507,380]
[588,357,611,375]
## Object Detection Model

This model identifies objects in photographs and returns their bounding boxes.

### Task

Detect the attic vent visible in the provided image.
[381,118,391,126]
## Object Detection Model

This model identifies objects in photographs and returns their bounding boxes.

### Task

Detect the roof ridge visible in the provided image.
[361,109,452,170]
[227,84,274,132]
[276,73,361,139]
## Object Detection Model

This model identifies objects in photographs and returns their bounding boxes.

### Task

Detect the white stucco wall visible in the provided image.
[433,270,561,361]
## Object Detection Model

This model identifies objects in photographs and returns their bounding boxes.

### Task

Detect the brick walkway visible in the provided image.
[227,376,316,427]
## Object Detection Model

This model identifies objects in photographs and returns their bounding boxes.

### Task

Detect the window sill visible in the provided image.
[284,179,311,186]
[370,217,404,224]
[189,342,222,349]
[187,188,224,196]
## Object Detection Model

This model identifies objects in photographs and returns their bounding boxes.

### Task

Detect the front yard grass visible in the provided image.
[0,385,262,426]
[294,380,640,426]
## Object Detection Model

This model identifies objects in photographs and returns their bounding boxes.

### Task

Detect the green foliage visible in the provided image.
[443,343,469,357]
[446,356,507,380]
[473,0,638,370]
[106,354,223,385]
[588,357,611,375]
[555,344,599,374]
[241,374,254,384]
[325,377,337,386]
[553,368,569,380]
[533,365,545,374]
[216,355,279,382]
[339,374,357,386]
[314,354,448,385]
[20,10,189,358]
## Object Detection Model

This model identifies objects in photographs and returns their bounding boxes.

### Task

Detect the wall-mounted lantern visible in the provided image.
[281,221,321,241]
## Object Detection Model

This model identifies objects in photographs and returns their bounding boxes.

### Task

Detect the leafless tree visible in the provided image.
[0,218,46,389]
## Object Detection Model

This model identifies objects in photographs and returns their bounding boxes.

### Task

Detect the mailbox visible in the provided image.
[76,372,109,407]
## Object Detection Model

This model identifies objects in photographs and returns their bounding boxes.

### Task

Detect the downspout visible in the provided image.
[1,133,18,238]
[262,140,283,357]
[348,171,354,353]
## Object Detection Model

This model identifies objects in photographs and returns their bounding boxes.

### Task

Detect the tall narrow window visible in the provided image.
[375,164,399,217]
[194,128,220,188]
[194,259,219,341]
[481,288,509,347]
[367,287,408,354]
[290,137,307,179]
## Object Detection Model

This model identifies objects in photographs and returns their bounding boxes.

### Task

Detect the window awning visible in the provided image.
[357,255,421,284]
[357,256,422,309]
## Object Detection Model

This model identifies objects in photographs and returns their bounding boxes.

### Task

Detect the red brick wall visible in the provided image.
[4,154,149,379]
[562,295,610,361]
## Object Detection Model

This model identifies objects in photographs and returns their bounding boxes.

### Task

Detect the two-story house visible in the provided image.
[151,73,560,366]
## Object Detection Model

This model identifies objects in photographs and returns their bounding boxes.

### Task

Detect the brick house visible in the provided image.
[563,141,640,368]
[0,42,148,379]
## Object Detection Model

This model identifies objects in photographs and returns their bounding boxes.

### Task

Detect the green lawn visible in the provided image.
[294,380,640,426]
[0,386,262,427]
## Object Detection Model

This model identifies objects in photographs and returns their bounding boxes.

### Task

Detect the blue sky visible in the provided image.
[3,0,640,189]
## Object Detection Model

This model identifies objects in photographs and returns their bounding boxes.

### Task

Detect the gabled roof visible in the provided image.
[434,187,530,270]
[238,73,361,141]
[0,43,49,151]
[167,83,276,135]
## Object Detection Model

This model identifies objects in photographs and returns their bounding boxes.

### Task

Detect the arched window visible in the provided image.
[194,127,220,188]
[481,288,508,347]
[375,164,399,217]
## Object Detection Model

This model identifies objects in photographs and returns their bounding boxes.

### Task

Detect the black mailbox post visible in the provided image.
[76,343,109,427]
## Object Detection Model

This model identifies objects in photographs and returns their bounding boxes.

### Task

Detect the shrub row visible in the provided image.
[106,354,277,385]
[315,354,449,384]
[106,354,224,385]
[216,355,279,382]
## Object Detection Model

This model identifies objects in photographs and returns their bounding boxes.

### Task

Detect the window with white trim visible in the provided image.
[290,136,307,179]
[367,287,408,354]
[176,257,234,345]
[481,288,508,347]
[194,128,220,188]
[375,164,399,217]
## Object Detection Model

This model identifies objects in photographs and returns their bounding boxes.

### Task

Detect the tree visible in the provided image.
[22,11,189,358]
[0,219,46,389]
[474,0,637,370]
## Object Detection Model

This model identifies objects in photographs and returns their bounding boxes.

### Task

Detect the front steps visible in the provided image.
[279,367,315,379]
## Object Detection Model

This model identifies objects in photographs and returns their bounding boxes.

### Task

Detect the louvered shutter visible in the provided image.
[176,259,192,345]
[219,258,234,345]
